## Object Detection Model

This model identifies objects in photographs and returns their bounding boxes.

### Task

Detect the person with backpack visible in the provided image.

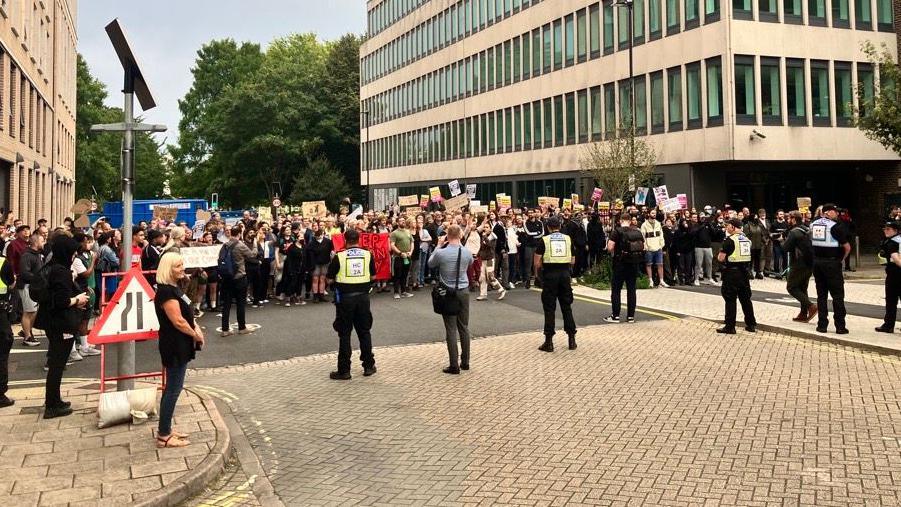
[218,225,258,337]
[783,210,816,323]
[605,213,645,324]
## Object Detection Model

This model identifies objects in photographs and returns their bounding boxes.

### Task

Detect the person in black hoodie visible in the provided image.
[562,209,588,278]
[586,213,607,269]
[34,235,89,419]
[672,218,695,285]
[522,210,545,289]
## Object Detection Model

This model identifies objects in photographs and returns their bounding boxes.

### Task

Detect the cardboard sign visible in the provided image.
[470,205,488,214]
[676,194,689,210]
[571,194,580,205]
[635,187,649,205]
[498,195,512,209]
[591,187,604,202]
[419,195,429,208]
[797,197,811,214]
[71,198,93,215]
[489,201,496,211]
[444,194,471,212]
[196,209,212,222]
[257,207,272,223]
[74,215,91,228]
[613,199,624,211]
[153,206,179,222]
[398,195,419,207]
[182,245,222,268]
[563,198,573,210]
[449,180,461,197]
[403,206,421,216]
[466,184,477,199]
[302,201,328,218]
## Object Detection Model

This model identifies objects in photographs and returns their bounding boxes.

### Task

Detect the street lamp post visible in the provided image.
[361,110,371,211]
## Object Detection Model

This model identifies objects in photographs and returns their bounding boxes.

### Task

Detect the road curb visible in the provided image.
[134,388,231,507]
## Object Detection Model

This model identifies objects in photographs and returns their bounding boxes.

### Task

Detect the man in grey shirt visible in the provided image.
[428,225,474,375]
[220,225,257,337]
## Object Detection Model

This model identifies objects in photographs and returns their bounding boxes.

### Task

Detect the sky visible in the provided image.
[77,0,365,146]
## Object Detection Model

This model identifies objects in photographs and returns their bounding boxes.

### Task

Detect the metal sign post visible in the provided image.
[90,19,166,391]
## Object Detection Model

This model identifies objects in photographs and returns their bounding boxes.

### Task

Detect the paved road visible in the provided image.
[192,318,901,505]
[9,286,672,383]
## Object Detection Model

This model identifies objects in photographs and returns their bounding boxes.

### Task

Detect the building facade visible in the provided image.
[0,0,77,227]
[360,0,899,242]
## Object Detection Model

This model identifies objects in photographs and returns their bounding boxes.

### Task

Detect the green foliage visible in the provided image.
[288,157,352,210]
[579,128,657,204]
[581,256,651,290]
[854,42,901,156]
[169,33,363,208]
[75,55,167,202]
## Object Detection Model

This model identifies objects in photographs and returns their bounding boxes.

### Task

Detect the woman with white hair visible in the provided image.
[153,252,204,448]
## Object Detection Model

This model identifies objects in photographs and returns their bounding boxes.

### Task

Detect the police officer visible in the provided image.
[716,218,757,334]
[0,251,14,407]
[875,221,901,333]
[534,216,577,352]
[326,229,377,380]
[810,204,851,334]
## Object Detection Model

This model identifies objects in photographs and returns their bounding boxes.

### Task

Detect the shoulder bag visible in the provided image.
[431,247,462,316]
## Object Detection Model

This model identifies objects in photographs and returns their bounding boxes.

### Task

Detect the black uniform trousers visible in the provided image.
[0,302,12,398]
[611,262,638,319]
[333,291,375,373]
[813,259,846,330]
[540,267,576,338]
[721,266,756,328]
[884,270,901,328]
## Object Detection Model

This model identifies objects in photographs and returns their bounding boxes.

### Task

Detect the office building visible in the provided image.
[360,0,899,241]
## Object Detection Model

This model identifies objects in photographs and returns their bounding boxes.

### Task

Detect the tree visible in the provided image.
[854,42,901,156]
[288,157,351,210]
[320,34,363,197]
[76,54,167,202]
[579,130,658,203]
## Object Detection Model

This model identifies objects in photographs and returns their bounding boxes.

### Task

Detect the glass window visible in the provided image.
[650,0,663,36]
[505,108,513,151]
[496,44,504,88]
[578,89,589,142]
[513,38,521,83]
[832,0,849,27]
[667,0,681,32]
[590,3,601,56]
[603,1,615,52]
[617,4,629,49]
[504,41,512,85]
[487,0,495,23]
[533,100,543,147]
[495,0,503,21]
[685,0,699,26]
[553,19,563,70]
[504,0,512,16]
[635,76,647,133]
[565,15,575,66]
[532,29,541,76]
[619,80,632,131]
[565,93,576,144]
[487,112,495,154]
[760,57,781,124]
[809,0,826,23]
[522,33,531,79]
[705,0,720,20]
[479,114,487,155]
[668,67,683,129]
[810,60,830,125]
[514,106,522,149]
[759,0,777,20]
[604,83,616,136]
[590,86,602,140]
[651,72,665,131]
[858,63,875,117]
[877,0,893,30]
[542,24,551,73]
[543,97,553,147]
[634,0,646,41]
[577,9,587,62]
[734,56,756,124]
[524,102,533,149]
[733,0,752,18]
[686,62,702,127]
[855,0,872,29]
[706,57,723,123]
[786,59,806,124]
[487,46,495,89]
[834,62,853,124]
[554,95,564,146]
[783,0,802,20]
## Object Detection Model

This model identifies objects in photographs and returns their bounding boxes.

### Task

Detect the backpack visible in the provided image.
[218,242,238,279]
[620,227,646,262]
[28,262,53,306]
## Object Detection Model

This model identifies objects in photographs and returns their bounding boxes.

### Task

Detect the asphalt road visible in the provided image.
[9,286,674,383]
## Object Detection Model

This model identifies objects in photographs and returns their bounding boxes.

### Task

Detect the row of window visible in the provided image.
[734,0,893,30]
[368,0,432,37]
[361,56,886,171]
[363,0,722,126]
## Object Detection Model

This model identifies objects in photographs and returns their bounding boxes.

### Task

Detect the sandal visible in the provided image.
[171,430,190,439]
[156,435,190,448]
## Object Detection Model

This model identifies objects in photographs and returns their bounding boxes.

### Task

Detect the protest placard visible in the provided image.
[448,180,461,197]
[429,187,442,202]
[181,245,221,269]
[498,195,512,209]
[153,206,179,222]
[301,201,328,218]
[257,207,272,223]
[676,194,689,210]
[635,187,649,205]
[444,194,471,211]
[797,197,811,214]
[398,195,419,207]
[466,184,477,199]
[419,195,429,208]
[562,198,573,210]
[591,187,604,202]
[653,185,670,205]
[571,193,580,205]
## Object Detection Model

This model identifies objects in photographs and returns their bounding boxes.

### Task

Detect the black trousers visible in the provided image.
[786,264,813,313]
[813,259,846,330]
[333,293,374,373]
[393,257,411,294]
[221,276,248,331]
[573,246,587,277]
[721,267,756,328]
[257,259,272,301]
[884,271,901,328]
[611,262,638,318]
[45,329,74,407]
[246,263,262,305]
[0,324,11,397]
[750,249,763,275]
[541,268,576,338]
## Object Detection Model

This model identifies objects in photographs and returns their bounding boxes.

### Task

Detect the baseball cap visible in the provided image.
[884,221,901,231]
[821,203,838,213]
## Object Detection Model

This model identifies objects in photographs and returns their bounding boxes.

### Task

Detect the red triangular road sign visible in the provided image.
[88,265,159,345]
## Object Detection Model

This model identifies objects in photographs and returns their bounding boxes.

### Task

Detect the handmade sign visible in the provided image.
[797,197,811,214]
[571,194,580,205]
[182,245,222,269]
[153,206,179,222]
[398,195,419,207]
[562,198,573,210]
[302,201,328,218]
[498,195,512,209]
[444,194,471,212]
[653,185,670,205]
[331,233,392,280]
[429,187,442,202]
[419,195,429,208]
[196,210,212,222]
[257,207,272,223]
[71,198,93,215]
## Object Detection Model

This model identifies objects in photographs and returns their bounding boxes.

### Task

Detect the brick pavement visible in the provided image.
[0,381,229,507]
[192,319,901,505]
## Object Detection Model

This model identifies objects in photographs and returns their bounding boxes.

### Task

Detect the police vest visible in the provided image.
[542,233,572,264]
[727,233,752,264]
[335,248,371,284]
[0,257,7,295]
[810,218,840,248]
[878,235,901,265]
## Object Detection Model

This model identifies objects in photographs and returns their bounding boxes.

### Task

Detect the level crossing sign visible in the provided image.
[88,266,159,345]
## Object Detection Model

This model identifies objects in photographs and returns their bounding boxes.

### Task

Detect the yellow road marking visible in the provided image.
[529,287,680,320]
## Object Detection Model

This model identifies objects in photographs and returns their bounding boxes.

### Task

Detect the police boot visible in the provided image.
[568,334,577,350]
[538,336,554,352]
[716,326,736,335]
